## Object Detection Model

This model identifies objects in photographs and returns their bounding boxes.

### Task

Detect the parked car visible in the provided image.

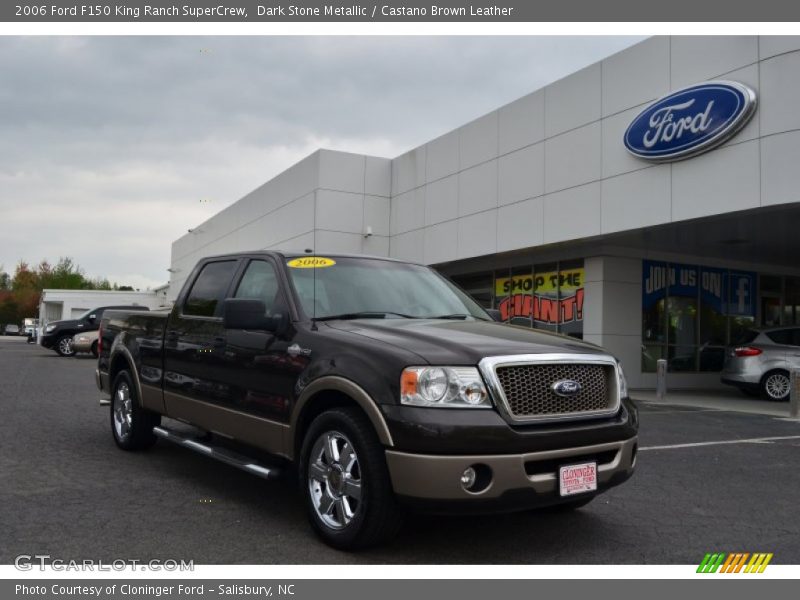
[97,252,637,550]
[72,330,100,358]
[721,327,800,401]
[41,305,149,356]
[4,324,20,336]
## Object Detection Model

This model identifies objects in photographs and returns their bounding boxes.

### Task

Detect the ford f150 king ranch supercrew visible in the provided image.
[96,252,638,549]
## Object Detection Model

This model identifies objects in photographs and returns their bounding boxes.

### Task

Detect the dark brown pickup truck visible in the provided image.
[97,252,638,549]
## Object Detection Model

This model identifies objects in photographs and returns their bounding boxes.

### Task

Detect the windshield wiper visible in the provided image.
[425,313,471,320]
[312,311,415,321]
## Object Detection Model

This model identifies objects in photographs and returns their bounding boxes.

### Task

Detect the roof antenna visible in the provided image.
[305,248,318,331]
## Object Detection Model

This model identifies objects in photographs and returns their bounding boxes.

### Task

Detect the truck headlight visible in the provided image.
[401,367,491,408]
[45,324,57,333]
[617,362,629,398]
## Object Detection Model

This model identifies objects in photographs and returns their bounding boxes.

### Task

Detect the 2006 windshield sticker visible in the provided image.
[287,257,336,268]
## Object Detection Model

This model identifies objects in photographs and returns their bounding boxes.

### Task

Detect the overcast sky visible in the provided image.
[0,36,644,290]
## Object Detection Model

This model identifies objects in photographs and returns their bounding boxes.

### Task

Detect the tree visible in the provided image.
[1,257,123,324]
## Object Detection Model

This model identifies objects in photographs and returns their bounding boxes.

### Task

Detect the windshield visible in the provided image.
[285,256,489,321]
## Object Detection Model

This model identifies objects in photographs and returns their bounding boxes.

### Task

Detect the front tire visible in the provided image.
[761,370,791,402]
[299,407,402,550]
[55,335,75,356]
[111,370,160,450]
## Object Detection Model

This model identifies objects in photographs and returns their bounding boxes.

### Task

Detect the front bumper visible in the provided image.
[386,436,637,511]
[39,333,57,349]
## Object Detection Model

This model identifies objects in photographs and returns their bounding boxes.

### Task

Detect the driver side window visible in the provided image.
[235,260,284,316]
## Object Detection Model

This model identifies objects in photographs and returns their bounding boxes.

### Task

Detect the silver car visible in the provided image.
[72,330,99,358]
[721,327,800,401]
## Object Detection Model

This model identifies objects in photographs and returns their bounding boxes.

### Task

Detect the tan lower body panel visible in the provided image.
[164,391,289,458]
[140,383,165,413]
[385,437,637,500]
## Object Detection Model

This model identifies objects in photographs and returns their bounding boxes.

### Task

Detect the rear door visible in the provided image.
[163,259,242,419]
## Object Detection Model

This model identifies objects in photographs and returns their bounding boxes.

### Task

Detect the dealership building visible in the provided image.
[168,35,800,390]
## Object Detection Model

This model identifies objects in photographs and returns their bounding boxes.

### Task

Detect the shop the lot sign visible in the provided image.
[624,81,757,162]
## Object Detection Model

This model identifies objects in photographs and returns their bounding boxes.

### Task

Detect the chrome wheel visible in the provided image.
[58,337,75,356]
[765,372,790,400]
[113,382,134,441]
[308,431,362,530]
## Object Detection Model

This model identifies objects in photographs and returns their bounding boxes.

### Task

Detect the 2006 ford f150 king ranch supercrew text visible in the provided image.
[96,252,638,549]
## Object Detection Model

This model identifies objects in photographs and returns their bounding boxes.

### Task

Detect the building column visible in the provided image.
[583,256,644,388]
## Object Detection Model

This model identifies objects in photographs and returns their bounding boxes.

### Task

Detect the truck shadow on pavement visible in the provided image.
[144,440,617,564]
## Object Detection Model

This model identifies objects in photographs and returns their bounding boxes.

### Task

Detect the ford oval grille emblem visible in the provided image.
[551,379,582,397]
[624,80,757,162]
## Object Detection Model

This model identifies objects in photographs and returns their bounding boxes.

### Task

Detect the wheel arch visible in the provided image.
[108,345,144,407]
[290,377,393,461]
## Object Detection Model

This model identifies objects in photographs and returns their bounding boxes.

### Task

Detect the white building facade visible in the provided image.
[169,36,800,389]
[39,289,166,326]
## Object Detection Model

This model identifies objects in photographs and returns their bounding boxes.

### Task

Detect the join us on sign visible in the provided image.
[624,81,757,162]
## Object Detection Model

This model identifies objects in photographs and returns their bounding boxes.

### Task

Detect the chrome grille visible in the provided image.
[494,363,613,419]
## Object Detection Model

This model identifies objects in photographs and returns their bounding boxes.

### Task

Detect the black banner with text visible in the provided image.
[5,0,800,22]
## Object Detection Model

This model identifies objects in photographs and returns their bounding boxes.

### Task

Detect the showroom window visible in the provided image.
[642,261,756,373]
[449,259,585,339]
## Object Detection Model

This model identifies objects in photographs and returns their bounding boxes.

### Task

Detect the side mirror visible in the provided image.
[87,314,97,323]
[223,298,283,333]
[485,309,503,322]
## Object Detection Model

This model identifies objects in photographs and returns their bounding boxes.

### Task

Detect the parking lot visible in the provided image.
[1,335,799,564]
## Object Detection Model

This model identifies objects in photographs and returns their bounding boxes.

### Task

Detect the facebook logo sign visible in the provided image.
[729,272,755,317]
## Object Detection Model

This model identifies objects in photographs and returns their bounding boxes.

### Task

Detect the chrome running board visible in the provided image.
[152,426,280,480]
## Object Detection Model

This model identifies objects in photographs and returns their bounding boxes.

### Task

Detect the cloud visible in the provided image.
[0,35,644,286]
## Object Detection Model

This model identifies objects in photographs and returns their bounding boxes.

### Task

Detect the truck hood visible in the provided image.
[44,318,82,331]
[326,318,607,365]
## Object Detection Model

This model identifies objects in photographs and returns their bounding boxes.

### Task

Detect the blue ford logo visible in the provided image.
[624,80,757,162]
[551,379,582,397]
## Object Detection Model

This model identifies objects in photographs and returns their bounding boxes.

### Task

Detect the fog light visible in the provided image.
[463,382,487,405]
[460,467,477,490]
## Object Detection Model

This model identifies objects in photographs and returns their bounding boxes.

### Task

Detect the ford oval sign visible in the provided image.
[624,81,757,162]
[551,379,582,398]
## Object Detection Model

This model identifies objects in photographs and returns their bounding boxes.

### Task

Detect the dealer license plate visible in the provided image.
[559,461,597,497]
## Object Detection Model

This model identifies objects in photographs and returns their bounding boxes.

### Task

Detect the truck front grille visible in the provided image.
[494,363,614,420]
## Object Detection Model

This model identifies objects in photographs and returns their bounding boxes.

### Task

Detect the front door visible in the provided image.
[219,258,304,428]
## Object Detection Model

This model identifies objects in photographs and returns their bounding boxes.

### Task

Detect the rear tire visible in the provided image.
[111,370,160,450]
[299,407,402,550]
[760,370,791,402]
[55,335,75,356]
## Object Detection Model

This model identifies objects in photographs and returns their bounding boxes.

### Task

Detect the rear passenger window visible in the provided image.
[234,260,284,316]
[183,261,238,317]
[766,329,793,345]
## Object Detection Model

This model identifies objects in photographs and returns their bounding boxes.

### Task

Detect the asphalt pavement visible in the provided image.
[1,335,799,564]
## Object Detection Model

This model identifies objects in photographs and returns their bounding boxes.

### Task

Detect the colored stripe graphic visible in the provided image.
[697,553,726,573]
[733,553,750,573]
[697,552,772,573]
